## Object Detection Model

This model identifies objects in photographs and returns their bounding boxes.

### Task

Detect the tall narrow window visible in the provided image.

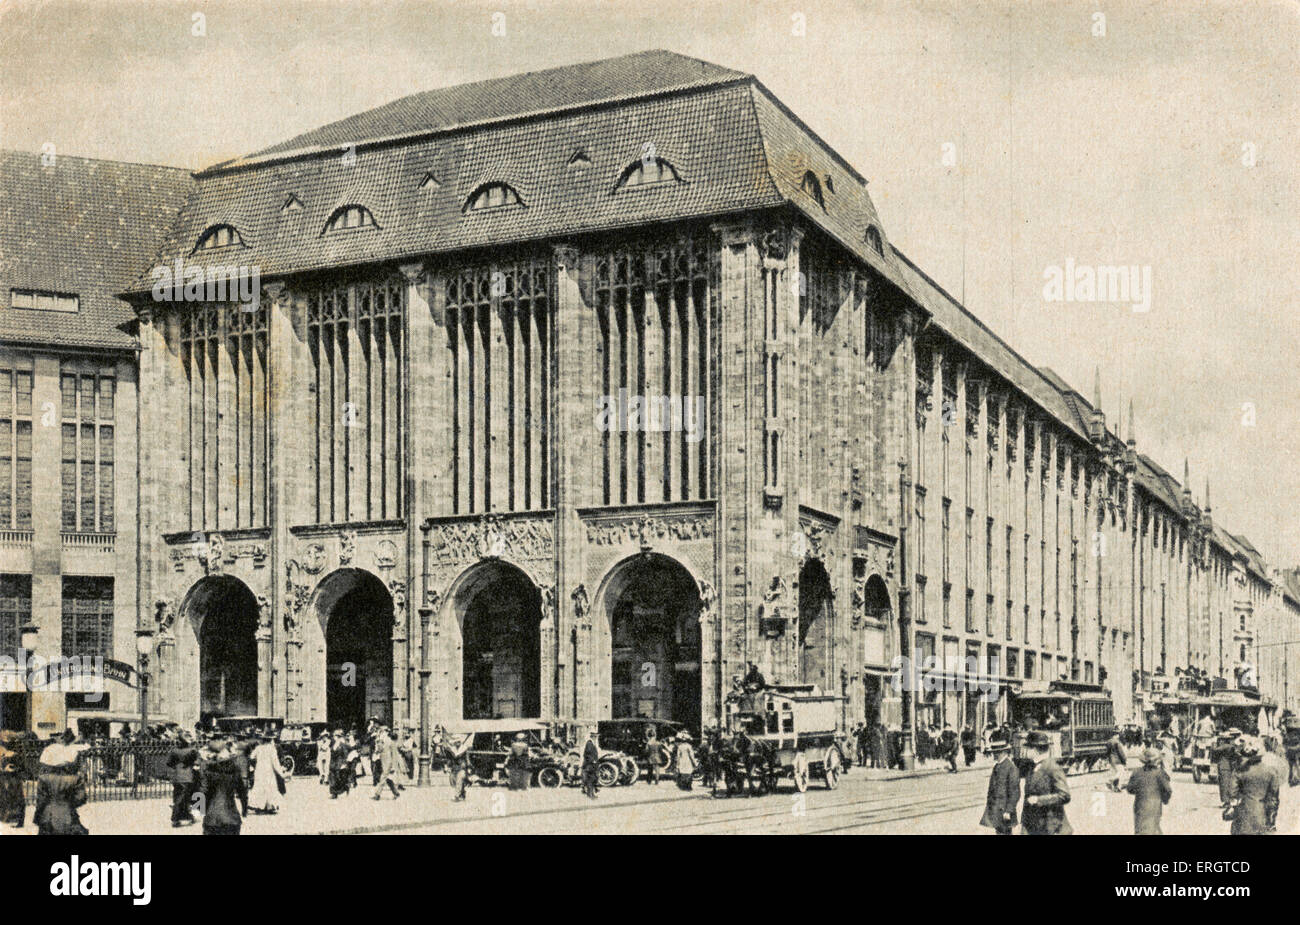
[800,171,825,209]
[0,364,33,530]
[175,303,270,530]
[307,279,404,523]
[60,365,115,533]
[62,576,113,659]
[0,574,31,654]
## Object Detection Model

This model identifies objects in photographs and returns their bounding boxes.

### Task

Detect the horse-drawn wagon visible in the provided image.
[725,684,845,793]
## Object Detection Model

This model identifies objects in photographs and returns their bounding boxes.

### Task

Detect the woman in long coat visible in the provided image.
[1124,748,1172,835]
[1228,739,1279,835]
[33,744,88,836]
[248,734,285,813]
[504,733,531,790]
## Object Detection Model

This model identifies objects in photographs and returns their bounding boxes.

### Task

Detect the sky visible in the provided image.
[2,0,1297,565]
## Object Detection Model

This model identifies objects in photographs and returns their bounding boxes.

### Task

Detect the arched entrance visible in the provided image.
[799,558,833,690]
[454,561,542,720]
[178,575,260,724]
[598,554,701,729]
[861,575,891,727]
[312,569,393,731]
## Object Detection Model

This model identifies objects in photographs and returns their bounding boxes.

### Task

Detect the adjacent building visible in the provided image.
[3,51,1296,747]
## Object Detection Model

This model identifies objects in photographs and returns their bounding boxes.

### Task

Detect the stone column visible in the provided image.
[390,580,407,726]
[698,581,718,725]
[539,584,556,718]
[256,594,273,714]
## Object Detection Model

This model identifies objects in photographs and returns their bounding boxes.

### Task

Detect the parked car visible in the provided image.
[441,720,560,787]
[596,718,687,781]
[277,722,330,776]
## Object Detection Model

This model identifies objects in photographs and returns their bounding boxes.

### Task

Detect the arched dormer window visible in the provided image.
[614,157,682,191]
[195,224,243,250]
[865,225,883,255]
[323,205,377,233]
[464,182,523,212]
[800,171,825,209]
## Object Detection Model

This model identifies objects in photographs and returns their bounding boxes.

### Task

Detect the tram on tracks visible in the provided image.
[1008,680,1116,775]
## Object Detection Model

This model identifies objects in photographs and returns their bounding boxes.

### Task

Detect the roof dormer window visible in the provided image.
[865,225,883,255]
[614,157,681,191]
[800,171,825,209]
[195,224,243,250]
[10,288,78,313]
[323,205,377,233]
[465,182,523,212]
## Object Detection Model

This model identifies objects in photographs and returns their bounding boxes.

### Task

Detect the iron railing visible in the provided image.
[9,739,175,804]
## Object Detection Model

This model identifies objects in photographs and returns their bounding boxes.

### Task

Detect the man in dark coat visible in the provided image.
[166,731,200,827]
[1125,748,1173,834]
[1215,728,1240,807]
[960,725,977,767]
[229,737,251,816]
[978,739,1019,834]
[199,739,247,835]
[0,730,26,829]
[941,724,959,773]
[581,729,601,799]
[1021,732,1072,835]
[1228,738,1278,835]
[328,728,351,798]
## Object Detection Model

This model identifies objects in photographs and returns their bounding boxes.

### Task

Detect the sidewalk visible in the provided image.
[3,774,704,836]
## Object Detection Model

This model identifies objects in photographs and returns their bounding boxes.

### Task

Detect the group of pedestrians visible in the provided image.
[316,720,415,801]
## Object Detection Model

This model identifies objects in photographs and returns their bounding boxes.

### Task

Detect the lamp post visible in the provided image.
[417,606,432,786]
[19,622,38,732]
[135,628,154,736]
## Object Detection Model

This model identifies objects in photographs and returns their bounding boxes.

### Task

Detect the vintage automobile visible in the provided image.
[1008,681,1116,775]
[596,718,688,780]
[549,720,642,786]
[277,722,330,776]
[724,684,845,793]
[439,719,562,788]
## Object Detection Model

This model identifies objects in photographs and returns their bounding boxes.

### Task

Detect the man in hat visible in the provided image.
[1125,748,1173,834]
[371,726,407,800]
[328,728,351,798]
[1214,727,1240,808]
[1021,731,1072,835]
[672,730,697,791]
[581,729,601,799]
[1260,737,1288,832]
[1104,731,1127,792]
[0,731,26,830]
[978,738,1019,835]
[165,730,200,827]
[1227,736,1278,835]
[940,724,959,773]
[644,728,664,786]
[446,732,472,802]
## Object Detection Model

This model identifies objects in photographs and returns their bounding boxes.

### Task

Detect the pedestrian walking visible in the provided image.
[1260,737,1288,832]
[1227,737,1278,835]
[1125,748,1173,835]
[1215,727,1240,808]
[165,731,200,827]
[1105,732,1127,792]
[0,730,27,830]
[978,739,1019,835]
[446,732,472,801]
[581,729,601,799]
[941,724,959,773]
[328,728,351,798]
[371,726,407,799]
[229,737,251,816]
[504,732,531,792]
[672,731,696,790]
[316,730,332,785]
[1021,731,1072,835]
[961,725,977,767]
[198,738,247,836]
[644,730,664,785]
[33,736,88,836]
[249,733,286,813]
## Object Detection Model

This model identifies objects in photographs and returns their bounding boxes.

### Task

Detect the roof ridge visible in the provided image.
[0,147,192,173]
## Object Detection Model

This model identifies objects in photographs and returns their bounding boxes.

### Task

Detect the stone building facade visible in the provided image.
[5,52,1297,744]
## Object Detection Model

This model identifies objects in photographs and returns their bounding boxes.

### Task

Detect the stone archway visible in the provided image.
[449,560,543,720]
[594,553,702,729]
[308,568,394,731]
[799,558,833,691]
[176,575,260,725]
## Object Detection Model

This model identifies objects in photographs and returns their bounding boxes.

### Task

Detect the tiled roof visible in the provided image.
[0,150,193,350]
[245,50,749,162]
[126,66,912,298]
